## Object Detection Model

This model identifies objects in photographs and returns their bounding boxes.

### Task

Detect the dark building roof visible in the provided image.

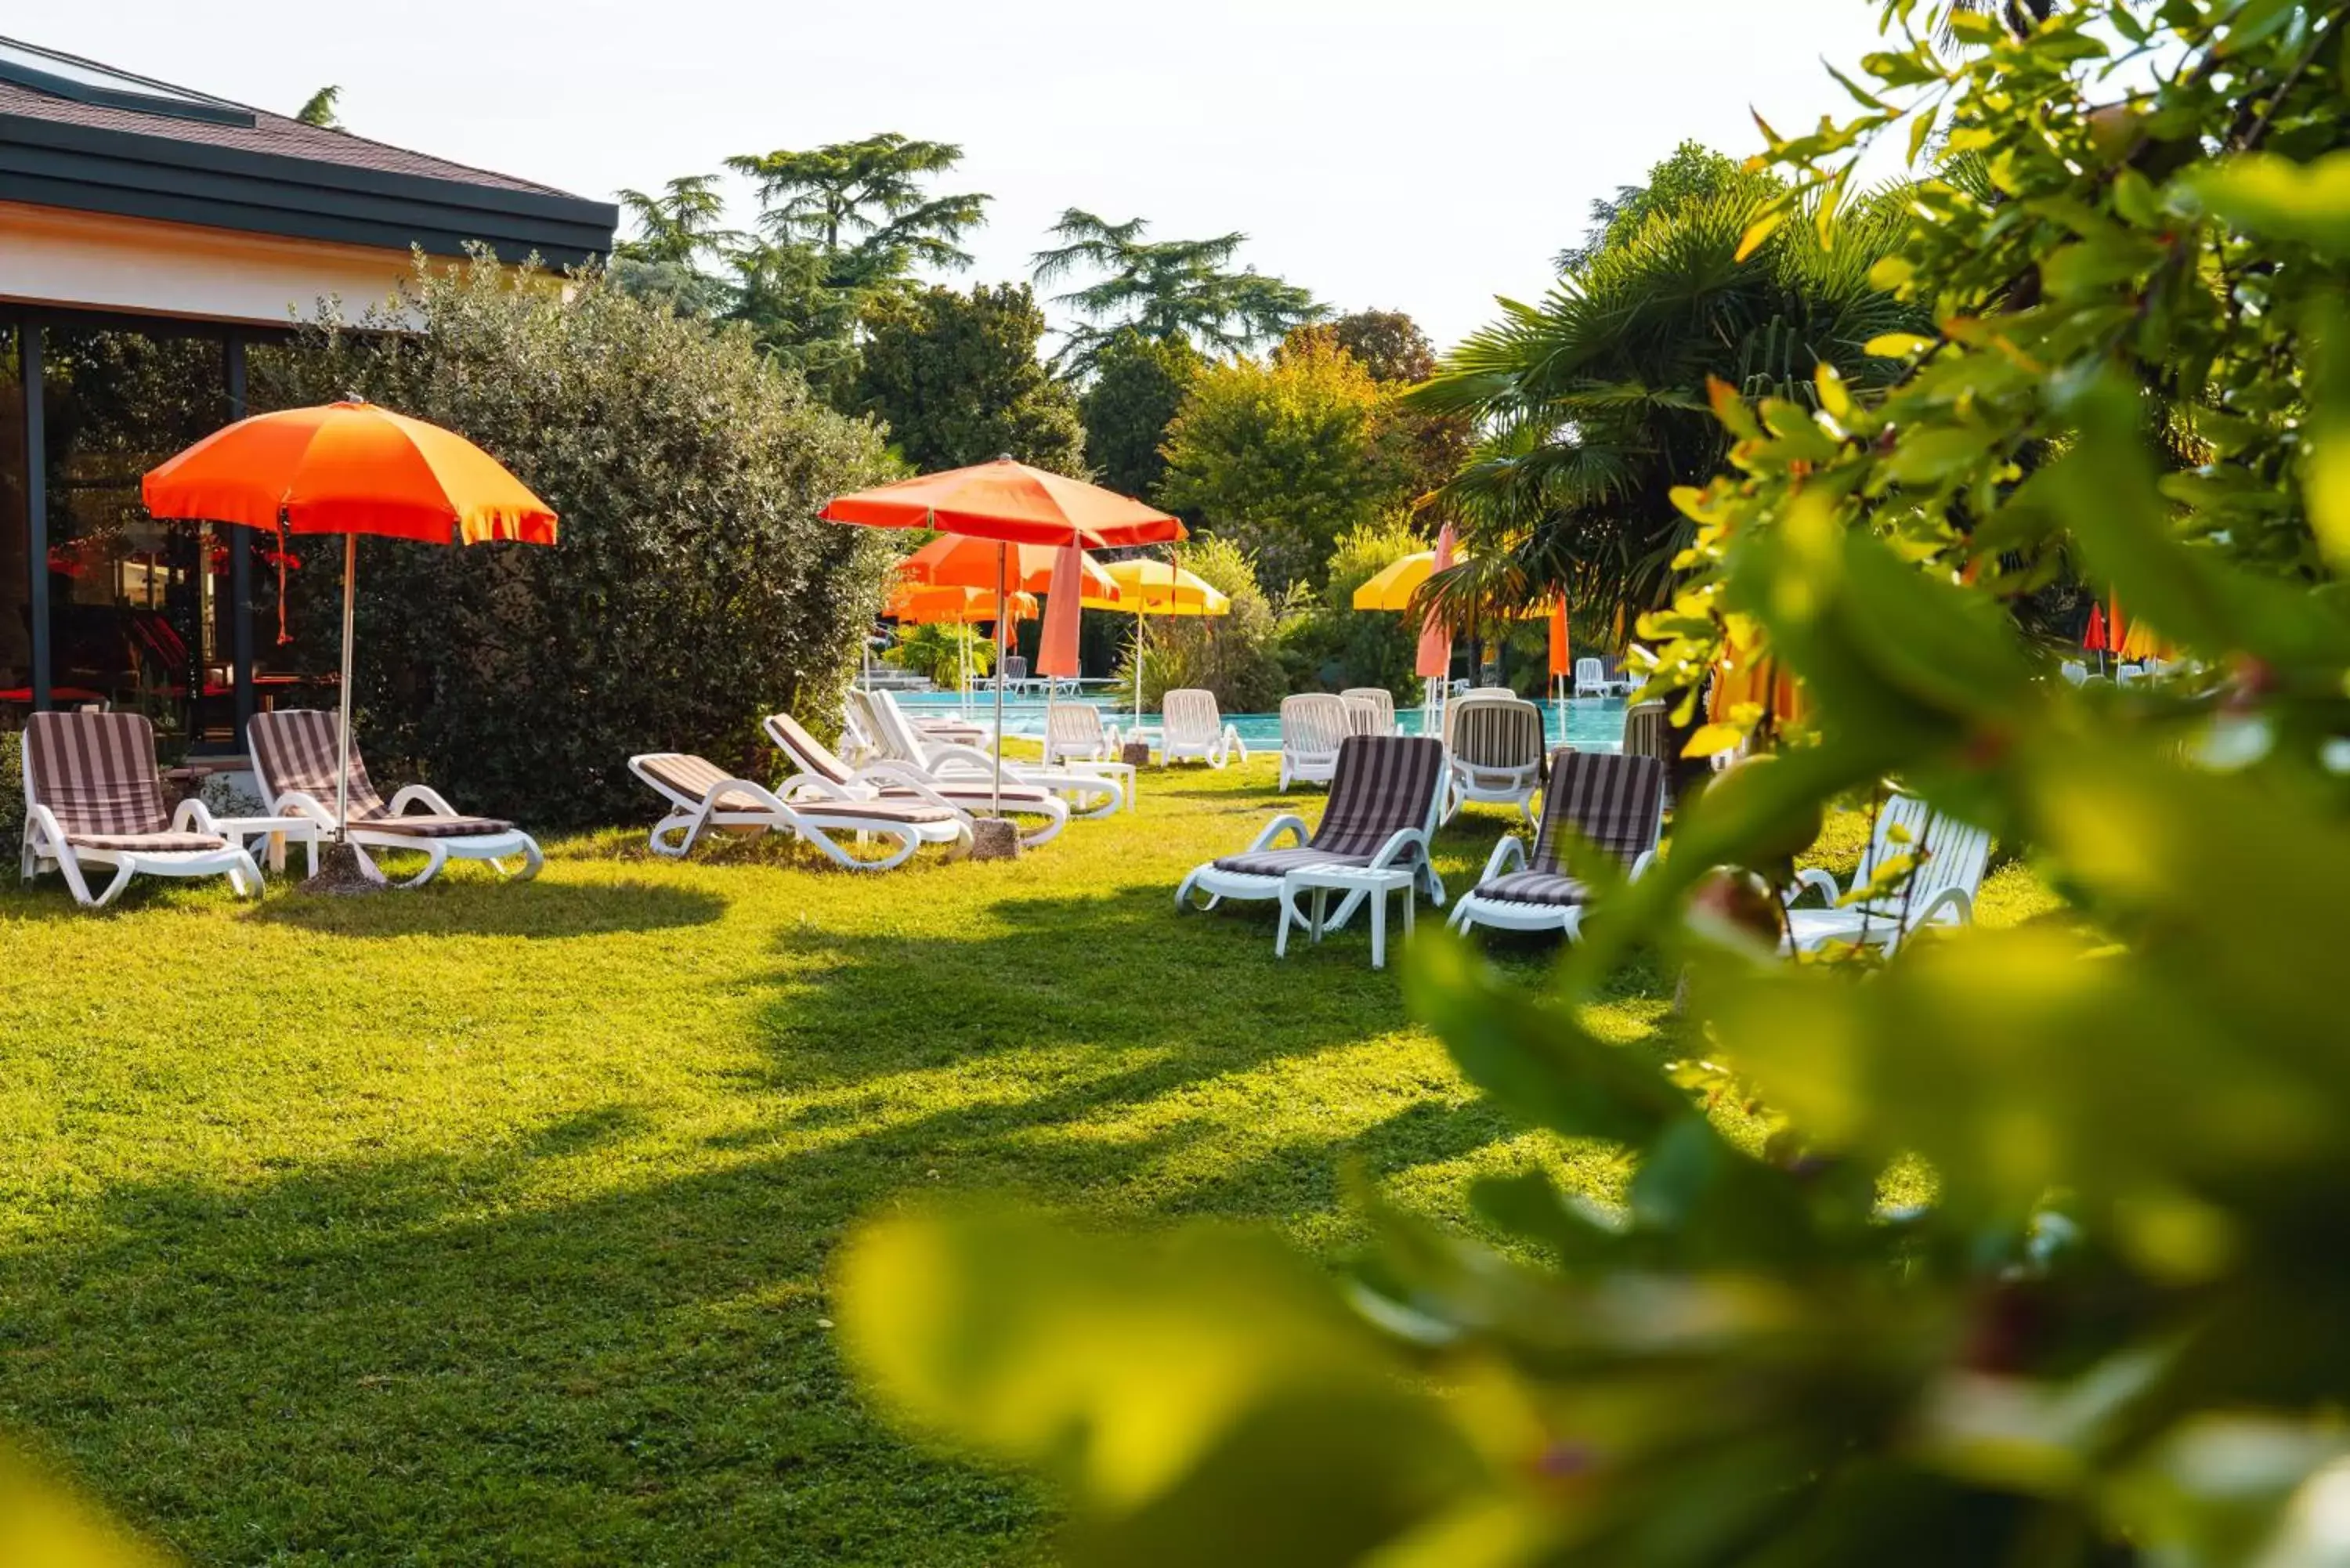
[0,36,616,266]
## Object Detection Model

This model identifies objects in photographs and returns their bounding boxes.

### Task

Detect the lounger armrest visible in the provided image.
[1479,835,1528,883]
[1225,725,1249,761]
[1247,814,1311,852]
[1628,848,1658,881]
[1784,867,1843,908]
[855,759,953,797]
[269,789,338,827]
[389,783,457,816]
[22,801,65,855]
[172,797,222,835]
[920,740,1001,773]
[1908,884,1976,930]
[777,771,858,804]
[852,768,971,820]
[1368,827,1430,873]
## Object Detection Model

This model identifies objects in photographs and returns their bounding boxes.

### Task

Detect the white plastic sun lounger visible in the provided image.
[1160,688,1246,768]
[1450,751,1665,940]
[248,710,541,887]
[630,750,971,869]
[768,710,1068,847]
[20,711,261,908]
[1781,793,1991,954]
[1277,692,1350,789]
[854,688,1123,818]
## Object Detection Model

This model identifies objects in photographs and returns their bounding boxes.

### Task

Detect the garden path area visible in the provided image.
[0,757,2052,1565]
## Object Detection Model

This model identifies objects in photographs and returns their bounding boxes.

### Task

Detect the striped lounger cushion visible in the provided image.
[1481,751,1666,905]
[24,711,228,852]
[1217,735,1444,876]
[251,710,512,837]
[768,713,1054,811]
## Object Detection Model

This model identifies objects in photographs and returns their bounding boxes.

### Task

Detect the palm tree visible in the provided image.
[723,133,988,280]
[614,175,739,269]
[1032,210,1322,371]
[1406,178,1928,634]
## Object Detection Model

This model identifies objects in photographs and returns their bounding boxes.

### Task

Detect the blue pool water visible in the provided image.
[894,690,1628,752]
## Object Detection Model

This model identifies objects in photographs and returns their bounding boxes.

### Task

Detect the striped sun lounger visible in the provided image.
[1450,750,1665,941]
[248,710,542,887]
[629,750,971,869]
[1177,733,1448,930]
[19,710,260,908]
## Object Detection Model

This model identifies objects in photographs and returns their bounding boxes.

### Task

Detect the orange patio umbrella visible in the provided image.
[825,457,1180,821]
[1709,635,1808,734]
[898,534,1119,598]
[143,400,556,844]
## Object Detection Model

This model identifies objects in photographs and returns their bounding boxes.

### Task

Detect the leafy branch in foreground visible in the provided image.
[834,2,2350,1564]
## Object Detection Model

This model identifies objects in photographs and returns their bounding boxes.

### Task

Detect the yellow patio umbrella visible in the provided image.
[1351,547,1473,612]
[1083,557,1230,730]
[2117,612,2171,664]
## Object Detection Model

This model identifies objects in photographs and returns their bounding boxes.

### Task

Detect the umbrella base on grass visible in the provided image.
[970,817,1021,862]
[1121,740,1152,768]
[300,840,381,896]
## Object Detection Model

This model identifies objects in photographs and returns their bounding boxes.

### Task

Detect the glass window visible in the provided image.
[39,325,234,751]
[1,318,27,715]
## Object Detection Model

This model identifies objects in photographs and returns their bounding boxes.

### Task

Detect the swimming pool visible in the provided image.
[893,690,1629,752]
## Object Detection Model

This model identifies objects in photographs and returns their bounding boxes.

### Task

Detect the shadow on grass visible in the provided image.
[0,794,1614,1566]
[240,877,729,940]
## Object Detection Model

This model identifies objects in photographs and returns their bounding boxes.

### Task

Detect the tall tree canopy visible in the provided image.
[1408,150,1927,630]
[614,175,738,269]
[1159,334,1408,594]
[294,85,342,129]
[1032,210,1322,371]
[1291,311,1471,514]
[725,133,989,281]
[699,134,991,397]
[1554,139,1744,273]
[1080,328,1201,501]
[853,283,1086,475]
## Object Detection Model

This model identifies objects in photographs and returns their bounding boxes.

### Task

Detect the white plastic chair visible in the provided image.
[1278,693,1350,789]
[1340,687,1397,736]
[1161,689,1246,768]
[1573,656,1611,699]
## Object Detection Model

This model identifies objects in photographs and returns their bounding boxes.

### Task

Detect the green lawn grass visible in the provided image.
[0,754,2057,1565]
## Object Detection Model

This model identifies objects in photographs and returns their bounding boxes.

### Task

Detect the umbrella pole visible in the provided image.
[992,543,1006,819]
[335,532,356,841]
[1134,607,1144,735]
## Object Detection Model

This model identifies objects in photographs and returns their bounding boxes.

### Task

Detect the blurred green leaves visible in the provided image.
[833,2,2350,1563]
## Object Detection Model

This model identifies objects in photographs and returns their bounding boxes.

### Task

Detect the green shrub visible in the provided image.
[1278,515,1426,696]
[0,728,20,851]
[884,622,992,690]
[253,253,897,826]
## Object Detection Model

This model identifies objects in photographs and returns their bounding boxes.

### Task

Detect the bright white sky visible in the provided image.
[39,0,1898,352]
